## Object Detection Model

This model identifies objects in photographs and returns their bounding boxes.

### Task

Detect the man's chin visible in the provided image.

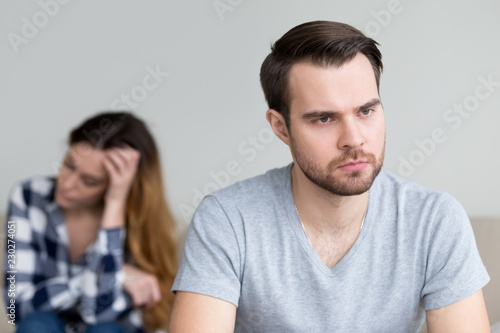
[327,179,372,196]
[313,167,381,196]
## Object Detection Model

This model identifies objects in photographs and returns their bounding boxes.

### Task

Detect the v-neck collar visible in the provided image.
[281,163,377,276]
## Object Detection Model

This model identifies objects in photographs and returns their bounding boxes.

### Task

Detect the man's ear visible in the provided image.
[266,109,291,146]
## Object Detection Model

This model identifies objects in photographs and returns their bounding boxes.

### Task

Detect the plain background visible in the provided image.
[1,0,499,228]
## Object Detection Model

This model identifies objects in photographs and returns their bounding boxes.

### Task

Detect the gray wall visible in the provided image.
[1,0,499,226]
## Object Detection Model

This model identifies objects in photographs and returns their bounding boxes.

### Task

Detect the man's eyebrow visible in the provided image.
[302,110,338,119]
[302,98,381,119]
[357,98,381,111]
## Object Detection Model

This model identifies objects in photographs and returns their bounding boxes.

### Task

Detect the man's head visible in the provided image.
[260,20,383,128]
[262,21,385,196]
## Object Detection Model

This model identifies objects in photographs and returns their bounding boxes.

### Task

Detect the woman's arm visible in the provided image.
[78,146,144,324]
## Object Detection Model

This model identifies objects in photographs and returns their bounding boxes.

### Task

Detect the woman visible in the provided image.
[4,112,178,332]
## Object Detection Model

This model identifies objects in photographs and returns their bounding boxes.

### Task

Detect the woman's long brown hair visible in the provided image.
[70,111,178,331]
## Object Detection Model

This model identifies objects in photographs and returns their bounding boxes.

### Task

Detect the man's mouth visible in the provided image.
[337,161,369,172]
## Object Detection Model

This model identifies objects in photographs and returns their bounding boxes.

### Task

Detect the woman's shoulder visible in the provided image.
[9,176,57,207]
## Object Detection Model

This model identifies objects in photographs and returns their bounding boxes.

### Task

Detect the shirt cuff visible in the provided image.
[96,227,126,254]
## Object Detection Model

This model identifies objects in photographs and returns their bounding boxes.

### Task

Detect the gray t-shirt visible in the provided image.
[173,164,489,332]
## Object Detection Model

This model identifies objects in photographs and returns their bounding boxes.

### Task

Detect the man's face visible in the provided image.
[287,53,385,196]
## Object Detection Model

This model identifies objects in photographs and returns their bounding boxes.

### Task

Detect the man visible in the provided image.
[169,21,490,332]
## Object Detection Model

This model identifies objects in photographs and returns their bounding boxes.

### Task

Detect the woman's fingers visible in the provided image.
[105,147,139,175]
[102,147,141,203]
[146,278,161,308]
[102,151,121,176]
[141,276,161,308]
[122,263,161,308]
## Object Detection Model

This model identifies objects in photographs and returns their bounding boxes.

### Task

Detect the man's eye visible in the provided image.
[318,116,329,123]
[360,109,372,116]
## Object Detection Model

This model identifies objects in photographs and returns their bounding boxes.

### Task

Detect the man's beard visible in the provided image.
[291,137,385,196]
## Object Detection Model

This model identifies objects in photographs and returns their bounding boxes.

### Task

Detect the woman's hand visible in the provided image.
[100,146,140,229]
[103,146,141,204]
[122,263,162,308]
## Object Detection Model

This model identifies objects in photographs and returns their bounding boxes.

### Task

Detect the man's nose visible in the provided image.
[337,117,365,150]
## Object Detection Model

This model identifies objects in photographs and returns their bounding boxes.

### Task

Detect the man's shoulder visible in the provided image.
[376,169,445,198]
[375,169,462,216]
[208,164,291,203]
[189,164,291,237]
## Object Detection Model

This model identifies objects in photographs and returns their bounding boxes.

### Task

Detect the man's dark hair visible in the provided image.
[260,21,383,127]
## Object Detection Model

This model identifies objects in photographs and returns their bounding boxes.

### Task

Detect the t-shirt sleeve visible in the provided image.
[421,193,490,310]
[172,195,242,306]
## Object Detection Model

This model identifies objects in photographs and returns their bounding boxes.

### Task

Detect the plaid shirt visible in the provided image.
[3,177,144,332]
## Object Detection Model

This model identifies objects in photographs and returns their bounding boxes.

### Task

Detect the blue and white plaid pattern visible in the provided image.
[3,177,144,332]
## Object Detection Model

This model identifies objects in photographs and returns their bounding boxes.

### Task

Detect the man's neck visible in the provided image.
[291,164,369,236]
